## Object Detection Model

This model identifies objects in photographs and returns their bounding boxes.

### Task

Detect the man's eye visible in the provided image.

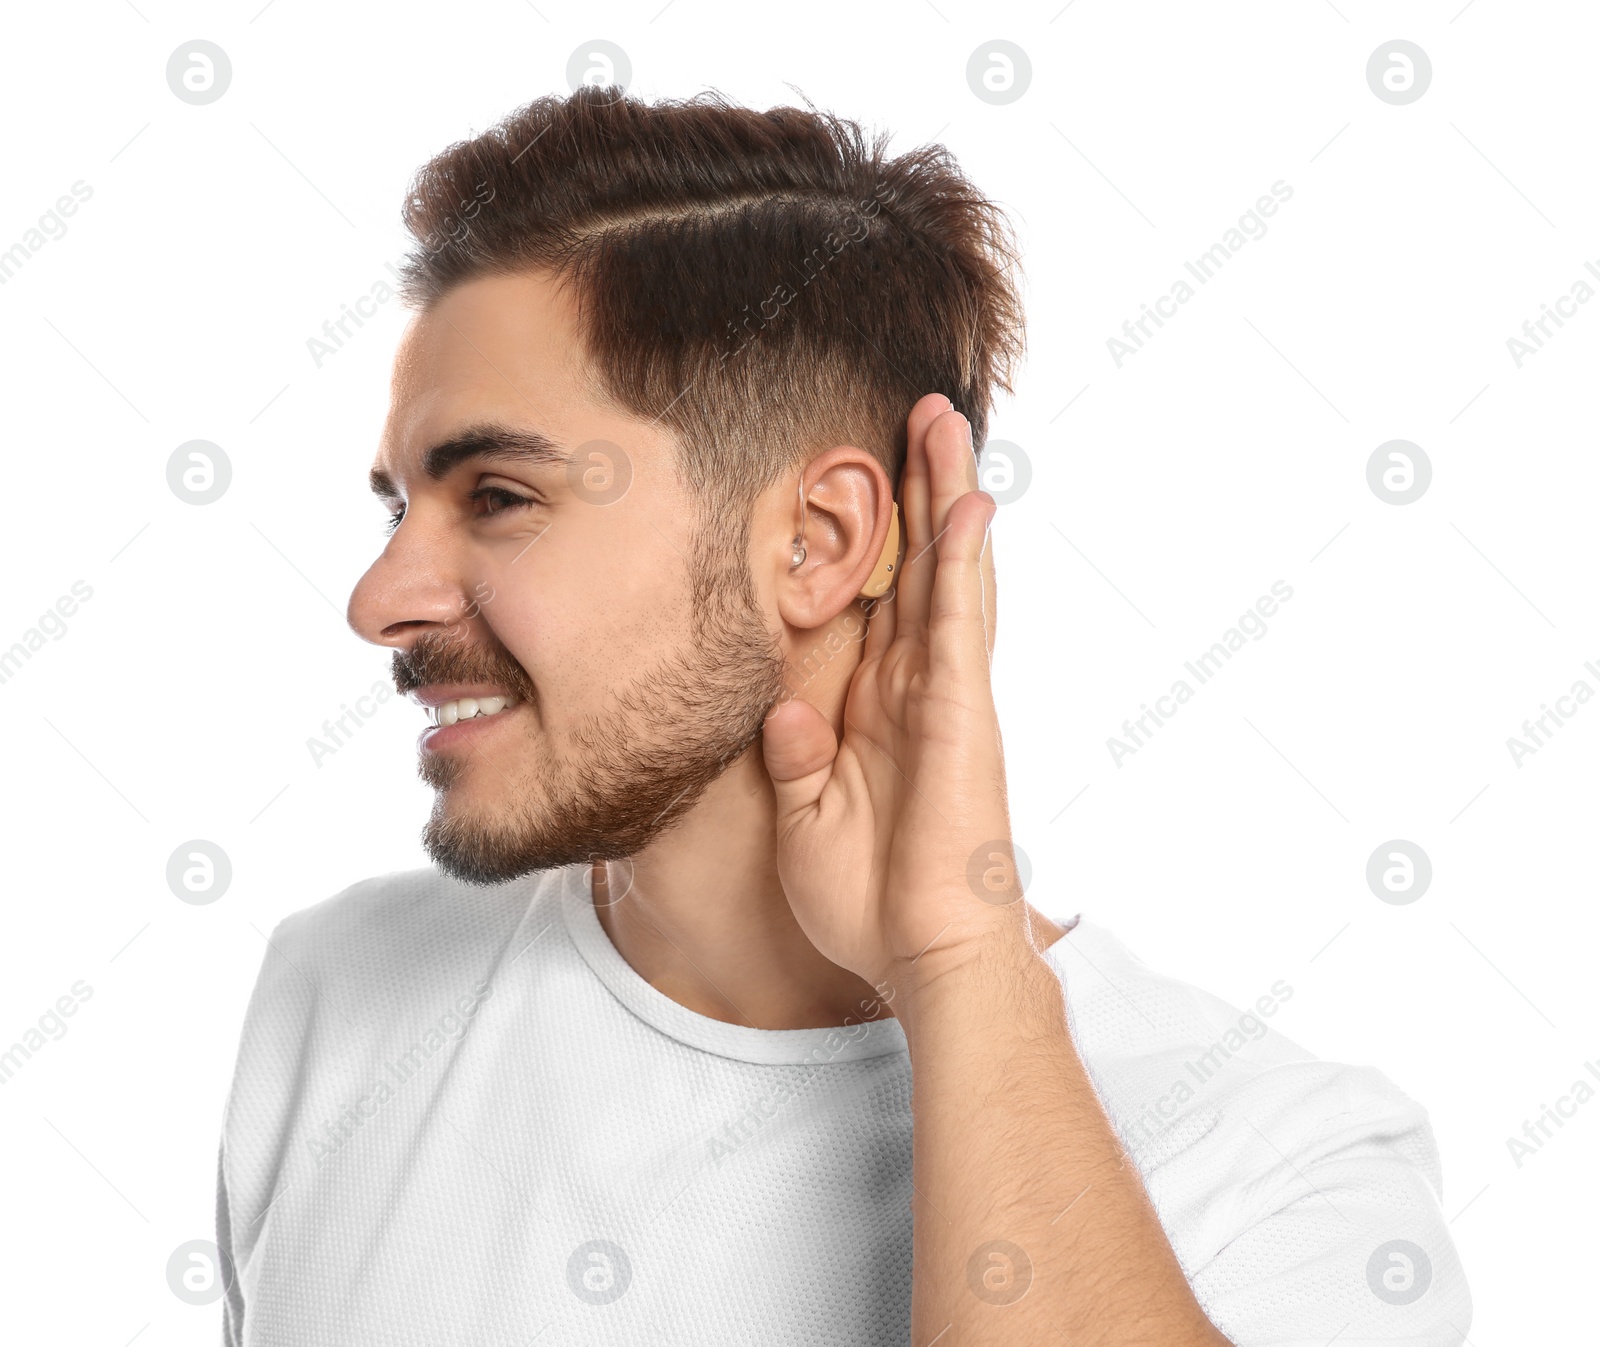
[384,507,405,536]
[468,486,537,518]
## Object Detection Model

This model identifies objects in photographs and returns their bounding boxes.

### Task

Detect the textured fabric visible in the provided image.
[216,863,1472,1345]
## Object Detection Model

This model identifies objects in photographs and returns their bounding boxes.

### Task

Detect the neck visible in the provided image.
[589,746,891,1030]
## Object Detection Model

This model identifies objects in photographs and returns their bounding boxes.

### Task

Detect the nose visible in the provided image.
[346,523,477,651]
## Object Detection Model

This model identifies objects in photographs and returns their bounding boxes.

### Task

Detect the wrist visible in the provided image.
[886,903,1058,1028]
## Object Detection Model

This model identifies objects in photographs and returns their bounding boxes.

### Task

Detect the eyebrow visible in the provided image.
[369,423,573,500]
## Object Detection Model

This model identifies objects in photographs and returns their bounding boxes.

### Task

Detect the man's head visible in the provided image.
[348,87,1023,885]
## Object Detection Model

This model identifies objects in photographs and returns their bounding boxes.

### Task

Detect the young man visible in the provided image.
[216,89,1471,1345]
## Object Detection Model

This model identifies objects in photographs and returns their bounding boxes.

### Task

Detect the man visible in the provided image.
[217,88,1471,1345]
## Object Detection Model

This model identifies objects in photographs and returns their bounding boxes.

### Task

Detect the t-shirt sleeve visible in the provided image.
[1176,1059,1473,1345]
[216,1135,244,1347]
[1045,923,1473,1347]
[213,906,317,1347]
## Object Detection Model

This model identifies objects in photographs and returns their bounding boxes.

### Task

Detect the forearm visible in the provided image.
[896,923,1233,1346]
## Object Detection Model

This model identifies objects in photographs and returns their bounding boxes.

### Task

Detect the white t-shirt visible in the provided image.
[216,863,1472,1345]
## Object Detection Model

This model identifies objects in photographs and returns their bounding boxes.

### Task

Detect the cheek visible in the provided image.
[485,551,692,688]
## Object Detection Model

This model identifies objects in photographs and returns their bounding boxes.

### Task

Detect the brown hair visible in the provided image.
[398,86,1024,553]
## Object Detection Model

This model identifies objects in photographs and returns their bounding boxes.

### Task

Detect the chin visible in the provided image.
[418,786,621,886]
[421,807,557,886]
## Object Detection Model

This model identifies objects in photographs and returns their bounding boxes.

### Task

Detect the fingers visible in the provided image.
[761,695,841,827]
[929,489,999,684]
[924,408,980,543]
[895,394,996,674]
[980,504,997,662]
[897,394,953,644]
[861,587,896,663]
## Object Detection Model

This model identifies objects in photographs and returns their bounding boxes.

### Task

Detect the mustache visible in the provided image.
[391,631,536,699]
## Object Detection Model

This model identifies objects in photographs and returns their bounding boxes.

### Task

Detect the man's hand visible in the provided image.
[761,394,1233,1345]
[761,392,1033,995]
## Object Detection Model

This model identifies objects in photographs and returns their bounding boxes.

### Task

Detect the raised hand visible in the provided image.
[761,392,1039,995]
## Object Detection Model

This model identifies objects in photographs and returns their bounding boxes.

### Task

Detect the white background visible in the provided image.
[1,1,1592,1341]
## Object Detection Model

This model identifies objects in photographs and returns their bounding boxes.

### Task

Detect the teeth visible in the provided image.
[428,695,513,727]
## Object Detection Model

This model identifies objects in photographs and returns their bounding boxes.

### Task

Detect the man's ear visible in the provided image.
[770,447,897,632]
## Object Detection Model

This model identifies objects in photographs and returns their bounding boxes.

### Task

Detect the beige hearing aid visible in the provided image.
[859,501,901,599]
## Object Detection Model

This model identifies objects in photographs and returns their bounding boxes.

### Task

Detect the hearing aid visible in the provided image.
[790,475,902,599]
[858,501,900,599]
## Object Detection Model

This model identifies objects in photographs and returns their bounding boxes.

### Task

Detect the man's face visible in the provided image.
[348,271,788,884]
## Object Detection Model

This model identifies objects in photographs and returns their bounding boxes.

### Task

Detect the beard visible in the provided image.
[392,536,790,886]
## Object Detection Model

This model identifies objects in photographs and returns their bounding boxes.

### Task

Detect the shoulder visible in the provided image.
[1044,918,1473,1345]
[1042,917,1436,1188]
[218,864,568,1257]
[253,864,555,1006]
[267,862,541,954]
[222,863,563,1140]
[1044,918,1410,1164]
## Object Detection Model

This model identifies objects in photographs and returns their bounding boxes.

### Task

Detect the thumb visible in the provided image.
[761,695,839,827]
